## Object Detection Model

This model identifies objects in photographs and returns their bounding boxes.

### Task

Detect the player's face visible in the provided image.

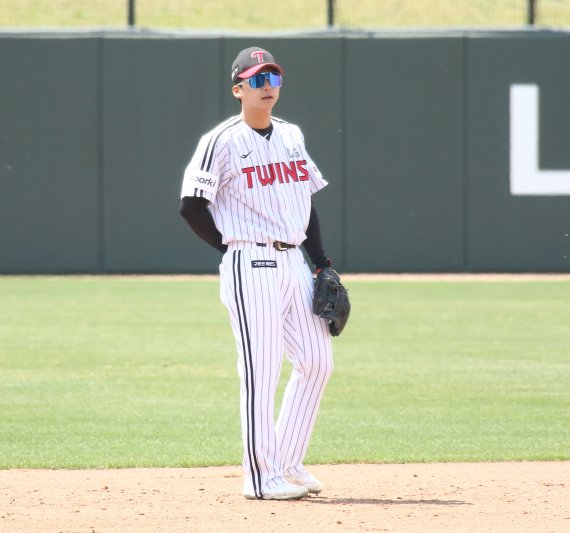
[233,70,281,111]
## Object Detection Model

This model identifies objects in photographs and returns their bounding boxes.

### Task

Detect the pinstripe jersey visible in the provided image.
[180,116,327,245]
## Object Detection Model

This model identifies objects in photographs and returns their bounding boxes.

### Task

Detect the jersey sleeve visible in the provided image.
[305,153,328,194]
[180,133,225,202]
[298,128,328,194]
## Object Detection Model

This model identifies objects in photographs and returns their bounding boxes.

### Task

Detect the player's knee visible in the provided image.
[323,356,334,383]
[302,353,333,383]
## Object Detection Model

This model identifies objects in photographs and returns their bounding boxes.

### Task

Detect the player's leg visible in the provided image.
[275,250,333,477]
[219,245,287,498]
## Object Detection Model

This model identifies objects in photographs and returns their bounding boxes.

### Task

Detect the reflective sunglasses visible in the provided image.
[237,72,282,89]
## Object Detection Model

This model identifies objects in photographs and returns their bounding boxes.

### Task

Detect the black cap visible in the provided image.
[231,47,284,84]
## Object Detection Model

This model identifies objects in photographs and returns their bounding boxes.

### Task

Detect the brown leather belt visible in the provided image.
[257,242,297,251]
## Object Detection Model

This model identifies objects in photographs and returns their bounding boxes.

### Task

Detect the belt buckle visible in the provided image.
[275,241,287,251]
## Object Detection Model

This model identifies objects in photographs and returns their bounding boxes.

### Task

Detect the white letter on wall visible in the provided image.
[510,84,570,195]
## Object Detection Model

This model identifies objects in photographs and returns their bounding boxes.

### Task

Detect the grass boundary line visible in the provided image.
[2,273,569,282]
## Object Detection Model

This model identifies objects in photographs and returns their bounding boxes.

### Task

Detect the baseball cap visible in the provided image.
[231,47,284,84]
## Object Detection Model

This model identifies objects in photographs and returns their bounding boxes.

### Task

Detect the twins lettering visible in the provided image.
[242,160,309,189]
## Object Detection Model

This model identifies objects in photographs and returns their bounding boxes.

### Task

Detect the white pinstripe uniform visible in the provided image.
[181,115,333,498]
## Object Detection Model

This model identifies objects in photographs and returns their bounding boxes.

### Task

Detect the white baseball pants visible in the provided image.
[219,242,333,498]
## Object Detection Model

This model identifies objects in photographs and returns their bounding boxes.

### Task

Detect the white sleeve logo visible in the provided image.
[181,168,220,197]
[510,84,570,196]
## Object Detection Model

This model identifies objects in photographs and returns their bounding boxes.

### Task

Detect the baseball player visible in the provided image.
[179,46,338,500]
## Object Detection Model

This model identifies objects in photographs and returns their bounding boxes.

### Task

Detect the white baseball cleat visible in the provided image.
[243,481,309,500]
[285,470,323,494]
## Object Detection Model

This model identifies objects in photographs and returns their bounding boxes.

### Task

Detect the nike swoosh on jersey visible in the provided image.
[240,150,253,159]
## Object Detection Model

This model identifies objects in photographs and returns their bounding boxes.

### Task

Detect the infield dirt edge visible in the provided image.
[2,461,568,532]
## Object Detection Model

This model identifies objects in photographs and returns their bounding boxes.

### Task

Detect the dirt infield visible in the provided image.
[1,462,568,532]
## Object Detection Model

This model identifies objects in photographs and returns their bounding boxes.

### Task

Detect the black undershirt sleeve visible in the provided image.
[179,196,228,253]
[302,202,330,270]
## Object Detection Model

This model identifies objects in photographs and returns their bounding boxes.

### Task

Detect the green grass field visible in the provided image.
[2,0,570,29]
[1,276,569,469]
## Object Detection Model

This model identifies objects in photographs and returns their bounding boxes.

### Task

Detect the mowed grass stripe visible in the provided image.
[0,277,568,468]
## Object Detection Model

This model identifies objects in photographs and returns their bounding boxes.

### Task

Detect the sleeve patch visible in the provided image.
[181,168,220,198]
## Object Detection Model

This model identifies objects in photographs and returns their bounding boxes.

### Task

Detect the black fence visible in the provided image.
[1,0,568,31]
[126,0,556,28]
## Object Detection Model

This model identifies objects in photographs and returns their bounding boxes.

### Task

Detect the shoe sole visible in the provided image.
[243,490,309,500]
[263,492,308,500]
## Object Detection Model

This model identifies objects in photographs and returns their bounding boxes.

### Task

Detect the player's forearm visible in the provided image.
[302,203,330,270]
[179,196,228,253]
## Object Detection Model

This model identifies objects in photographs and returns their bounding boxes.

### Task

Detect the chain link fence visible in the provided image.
[1,0,569,30]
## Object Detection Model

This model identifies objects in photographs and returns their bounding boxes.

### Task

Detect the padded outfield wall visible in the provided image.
[0,31,569,273]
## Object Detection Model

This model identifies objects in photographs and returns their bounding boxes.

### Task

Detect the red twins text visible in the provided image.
[242,160,309,189]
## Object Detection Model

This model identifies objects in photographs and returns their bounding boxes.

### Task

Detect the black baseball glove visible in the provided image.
[312,267,351,337]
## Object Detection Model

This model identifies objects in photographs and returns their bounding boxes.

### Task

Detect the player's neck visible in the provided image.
[240,109,272,130]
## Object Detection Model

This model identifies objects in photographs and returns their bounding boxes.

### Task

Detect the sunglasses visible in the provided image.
[237,72,282,89]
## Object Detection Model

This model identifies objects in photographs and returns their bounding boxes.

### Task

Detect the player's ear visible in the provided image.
[232,84,242,100]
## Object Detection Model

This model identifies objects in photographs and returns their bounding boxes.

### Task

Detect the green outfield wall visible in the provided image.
[1,32,569,273]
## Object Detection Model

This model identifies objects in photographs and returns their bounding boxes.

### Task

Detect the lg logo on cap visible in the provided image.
[251,51,265,63]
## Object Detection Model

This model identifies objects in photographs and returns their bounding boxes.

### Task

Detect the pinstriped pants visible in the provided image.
[220,242,333,498]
